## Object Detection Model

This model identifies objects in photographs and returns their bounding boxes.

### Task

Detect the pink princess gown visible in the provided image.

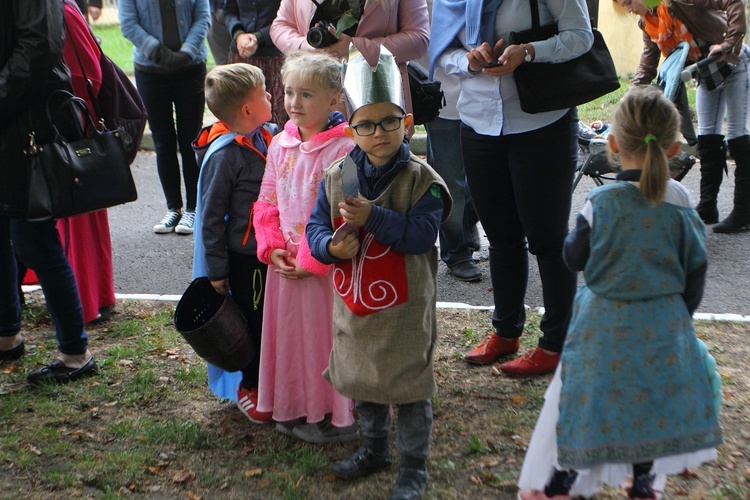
[253,119,354,427]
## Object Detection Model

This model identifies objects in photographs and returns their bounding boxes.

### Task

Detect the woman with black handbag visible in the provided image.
[617,0,749,233]
[430,0,593,377]
[0,0,97,384]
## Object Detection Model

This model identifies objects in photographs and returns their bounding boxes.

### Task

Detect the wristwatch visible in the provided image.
[522,44,533,63]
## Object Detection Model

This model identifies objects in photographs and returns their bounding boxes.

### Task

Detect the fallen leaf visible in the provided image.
[469,475,482,485]
[28,445,42,456]
[244,468,263,477]
[512,395,527,404]
[491,366,501,376]
[118,359,134,366]
[186,492,202,500]
[172,469,195,483]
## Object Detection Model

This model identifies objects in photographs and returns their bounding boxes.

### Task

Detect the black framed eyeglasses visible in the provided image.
[349,115,406,136]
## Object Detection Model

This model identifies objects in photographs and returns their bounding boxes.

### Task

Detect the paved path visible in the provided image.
[109,150,750,316]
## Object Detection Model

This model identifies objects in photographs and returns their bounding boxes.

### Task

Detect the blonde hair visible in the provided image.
[204,63,266,123]
[281,51,343,94]
[609,86,680,204]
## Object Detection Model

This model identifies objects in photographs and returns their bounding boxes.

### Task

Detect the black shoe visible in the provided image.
[389,468,428,500]
[0,341,25,361]
[331,446,392,480]
[27,357,99,385]
[696,203,719,224]
[88,305,113,325]
[448,261,481,282]
[713,211,750,233]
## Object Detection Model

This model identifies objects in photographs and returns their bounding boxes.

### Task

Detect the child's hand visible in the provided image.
[270,248,296,272]
[339,195,372,227]
[328,231,360,260]
[211,278,229,296]
[270,249,313,280]
[274,256,314,280]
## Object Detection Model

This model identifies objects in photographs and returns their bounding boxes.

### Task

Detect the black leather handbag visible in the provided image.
[509,0,619,114]
[24,90,137,220]
[407,61,445,125]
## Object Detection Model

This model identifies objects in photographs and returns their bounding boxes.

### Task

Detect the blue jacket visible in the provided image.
[119,0,210,68]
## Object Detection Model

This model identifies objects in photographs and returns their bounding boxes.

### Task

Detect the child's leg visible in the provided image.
[391,399,432,498]
[629,462,656,499]
[331,400,392,480]
[518,468,577,499]
[227,251,266,390]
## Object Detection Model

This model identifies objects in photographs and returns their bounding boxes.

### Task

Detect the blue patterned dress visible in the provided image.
[557,179,721,469]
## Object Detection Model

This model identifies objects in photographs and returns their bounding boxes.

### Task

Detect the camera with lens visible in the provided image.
[307,20,339,48]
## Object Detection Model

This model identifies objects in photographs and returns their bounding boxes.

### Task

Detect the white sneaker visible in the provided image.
[153,210,181,234]
[175,210,195,235]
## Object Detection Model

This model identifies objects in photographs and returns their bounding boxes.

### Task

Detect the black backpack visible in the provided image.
[93,53,147,164]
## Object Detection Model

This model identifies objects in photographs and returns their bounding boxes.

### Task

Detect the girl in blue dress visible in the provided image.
[517,86,722,500]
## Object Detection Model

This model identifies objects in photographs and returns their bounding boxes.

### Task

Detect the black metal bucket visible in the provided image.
[174,277,254,372]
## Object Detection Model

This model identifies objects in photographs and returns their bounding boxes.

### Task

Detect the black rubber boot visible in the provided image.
[715,135,750,233]
[695,135,727,224]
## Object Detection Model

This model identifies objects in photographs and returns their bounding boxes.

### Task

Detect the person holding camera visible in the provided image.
[223,0,287,126]
[270,0,430,134]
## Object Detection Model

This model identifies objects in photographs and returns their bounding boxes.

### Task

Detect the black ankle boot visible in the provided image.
[695,135,727,224]
[715,136,750,233]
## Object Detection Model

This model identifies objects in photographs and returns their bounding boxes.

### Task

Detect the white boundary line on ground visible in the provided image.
[19,287,750,322]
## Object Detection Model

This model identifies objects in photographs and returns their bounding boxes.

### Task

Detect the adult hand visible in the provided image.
[88,6,102,21]
[236,33,258,58]
[339,195,372,227]
[159,46,192,72]
[211,278,229,296]
[708,44,726,62]
[320,32,352,59]
[328,231,360,260]
[467,39,527,76]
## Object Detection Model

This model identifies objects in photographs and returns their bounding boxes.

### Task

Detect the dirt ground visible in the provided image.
[1,300,749,499]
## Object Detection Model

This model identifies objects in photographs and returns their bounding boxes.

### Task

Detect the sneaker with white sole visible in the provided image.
[153,210,181,234]
[175,210,195,235]
[292,416,359,443]
[236,386,272,424]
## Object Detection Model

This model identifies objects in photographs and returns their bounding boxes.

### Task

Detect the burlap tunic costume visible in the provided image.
[322,154,451,405]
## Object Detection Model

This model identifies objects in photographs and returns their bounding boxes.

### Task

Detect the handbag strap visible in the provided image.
[528,0,542,30]
[45,90,101,141]
[63,9,106,128]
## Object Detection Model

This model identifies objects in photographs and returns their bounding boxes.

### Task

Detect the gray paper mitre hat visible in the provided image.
[343,45,404,117]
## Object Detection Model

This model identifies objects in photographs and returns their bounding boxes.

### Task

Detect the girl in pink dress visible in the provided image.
[251,52,356,442]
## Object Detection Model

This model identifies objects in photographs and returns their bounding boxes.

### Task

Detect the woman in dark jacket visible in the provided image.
[0,0,97,384]
[619,0,749,232]
[223,0,286,126]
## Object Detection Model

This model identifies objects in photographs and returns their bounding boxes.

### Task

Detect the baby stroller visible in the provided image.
[573,42,704,192]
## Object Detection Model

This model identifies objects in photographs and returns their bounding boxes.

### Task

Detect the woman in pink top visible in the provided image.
[270,0,429,128]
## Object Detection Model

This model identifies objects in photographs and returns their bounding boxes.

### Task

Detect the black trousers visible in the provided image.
[460,111,578,352]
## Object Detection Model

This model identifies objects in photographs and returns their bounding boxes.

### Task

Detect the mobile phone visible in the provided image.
[480,60,503,68]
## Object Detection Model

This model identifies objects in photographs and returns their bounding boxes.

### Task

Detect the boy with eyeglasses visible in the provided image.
[305,48,451,500]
